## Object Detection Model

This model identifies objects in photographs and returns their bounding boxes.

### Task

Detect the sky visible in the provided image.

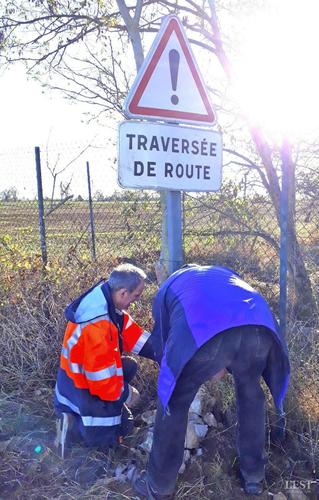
[1,0,318,198]
[0,65,119,199]
[0,65,105,146]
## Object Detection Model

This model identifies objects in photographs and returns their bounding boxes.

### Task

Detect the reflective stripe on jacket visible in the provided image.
[54,366,125,447]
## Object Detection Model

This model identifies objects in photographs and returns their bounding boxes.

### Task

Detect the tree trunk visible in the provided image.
[288,223,317,320]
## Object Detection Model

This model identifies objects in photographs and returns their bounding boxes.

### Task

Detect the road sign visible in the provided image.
[123,16,216,125]
[118,121,222,191]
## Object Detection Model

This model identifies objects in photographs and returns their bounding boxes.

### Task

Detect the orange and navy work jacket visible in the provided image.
[58,281,150,402]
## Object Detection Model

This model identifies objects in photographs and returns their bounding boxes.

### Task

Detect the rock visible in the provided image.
[178,462,186,474]
[114,463,127,481]
[188,412,205,425]
[141,410,156,426]
[126,464,137,482]
[194,423,208,439]
[189,387,206,415]
[203,412,218,427]
[272,493,287,500]
[178,450,191,474]
[114,462,136,483]
[185,422,200,449]
[139,429,154,453]
[185,421,208,449]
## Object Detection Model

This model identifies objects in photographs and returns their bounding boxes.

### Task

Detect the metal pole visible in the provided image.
[86,161,96,260]
[279,139,290,337]
[167,190,184,274]
[35,146,47,267]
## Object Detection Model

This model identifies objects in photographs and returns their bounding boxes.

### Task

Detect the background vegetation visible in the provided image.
[0,187,318,498]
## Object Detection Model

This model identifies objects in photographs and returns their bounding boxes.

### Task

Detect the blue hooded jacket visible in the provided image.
[151,265,290,413]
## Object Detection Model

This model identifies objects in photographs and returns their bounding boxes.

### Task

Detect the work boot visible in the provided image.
[132,469,175,499]
[243,481,263,496]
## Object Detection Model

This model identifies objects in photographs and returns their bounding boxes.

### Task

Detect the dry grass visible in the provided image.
[0,253,318,499]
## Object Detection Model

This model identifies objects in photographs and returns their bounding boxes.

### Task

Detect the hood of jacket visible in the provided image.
[64,280,111,324]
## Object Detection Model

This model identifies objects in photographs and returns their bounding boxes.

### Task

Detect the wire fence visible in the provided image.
[0,142,318,483]
[1,143,319,309]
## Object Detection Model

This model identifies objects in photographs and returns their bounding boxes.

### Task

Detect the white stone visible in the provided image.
[194,423,208,439]
[141,410,156,425]
[178,462,186,474]
[178,450,191,474]
[188,412,205,425]
[203,412,218,427]
[185,421,200,449]
[126,464,136,482]
[189,387,206,415]
[114,463,127,482]
[185,420,208,449]
[272,493,287,500]
[139,430,154,453]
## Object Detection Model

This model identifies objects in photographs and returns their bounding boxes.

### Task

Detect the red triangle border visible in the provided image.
[128,18,215,123]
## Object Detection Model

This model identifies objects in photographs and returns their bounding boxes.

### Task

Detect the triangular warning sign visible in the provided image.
[124,16,216,125]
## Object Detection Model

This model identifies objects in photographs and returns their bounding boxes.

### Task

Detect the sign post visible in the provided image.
[119,15,222,275]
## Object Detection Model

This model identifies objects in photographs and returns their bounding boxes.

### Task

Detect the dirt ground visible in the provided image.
[0,384,317,500]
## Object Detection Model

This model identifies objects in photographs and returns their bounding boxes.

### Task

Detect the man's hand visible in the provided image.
[211,368,227,382]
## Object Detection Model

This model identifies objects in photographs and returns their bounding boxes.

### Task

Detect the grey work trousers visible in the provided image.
[147,326,275,495]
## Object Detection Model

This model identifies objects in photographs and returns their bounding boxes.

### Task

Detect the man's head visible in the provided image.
[108,263,146,310]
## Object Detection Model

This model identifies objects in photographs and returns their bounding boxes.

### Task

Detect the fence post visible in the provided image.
[86,161,96,260]
[279,139,290,337]
[35,146,47,267]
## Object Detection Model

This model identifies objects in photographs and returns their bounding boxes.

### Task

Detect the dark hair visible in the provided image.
[108,264,146,292]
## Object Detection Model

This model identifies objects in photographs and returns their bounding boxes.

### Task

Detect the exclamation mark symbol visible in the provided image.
[169,49,180,105]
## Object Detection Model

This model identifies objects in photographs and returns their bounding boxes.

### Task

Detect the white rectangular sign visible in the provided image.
[118,121,222,192]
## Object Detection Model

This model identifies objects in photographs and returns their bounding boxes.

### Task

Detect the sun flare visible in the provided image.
[231,0,319,141]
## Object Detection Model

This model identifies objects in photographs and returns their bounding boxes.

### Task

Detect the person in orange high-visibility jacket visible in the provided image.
[54,263,156,449]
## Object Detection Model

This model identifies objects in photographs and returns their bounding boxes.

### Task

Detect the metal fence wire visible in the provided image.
[1,143,319,307]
